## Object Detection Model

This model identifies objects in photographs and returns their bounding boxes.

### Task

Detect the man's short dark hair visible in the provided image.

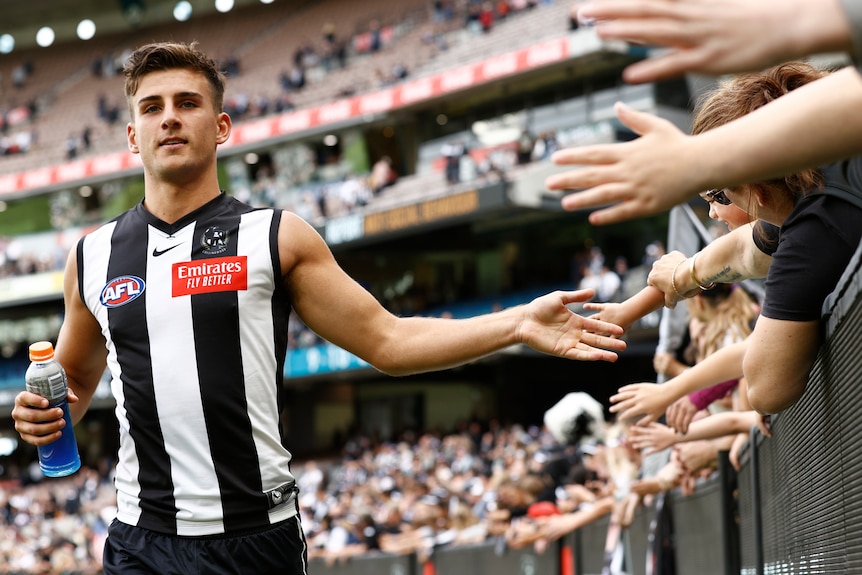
[123,41,226,117]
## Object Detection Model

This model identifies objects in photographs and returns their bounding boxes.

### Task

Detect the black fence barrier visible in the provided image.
[308,552,416,575]
[570,513,611,574]
[428,539,559,575]
[624,505,651,575]
[734,241,862,574]
[670,456,738,575]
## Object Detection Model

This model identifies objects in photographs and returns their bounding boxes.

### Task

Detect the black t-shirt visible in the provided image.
[753,158,862,322]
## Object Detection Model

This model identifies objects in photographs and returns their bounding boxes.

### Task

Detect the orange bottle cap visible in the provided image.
[29,341,55,361]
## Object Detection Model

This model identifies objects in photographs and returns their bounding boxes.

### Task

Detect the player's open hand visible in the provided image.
[521,289,626,362]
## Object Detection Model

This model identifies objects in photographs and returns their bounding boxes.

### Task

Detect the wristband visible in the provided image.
[689,252,716,291]
[671,258,688,300]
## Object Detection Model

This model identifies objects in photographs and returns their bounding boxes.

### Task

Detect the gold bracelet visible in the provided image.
[689,252,716,290]
[671,258,688,300]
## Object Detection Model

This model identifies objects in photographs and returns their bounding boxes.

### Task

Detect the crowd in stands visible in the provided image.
[0,59,38,158]
[0,0,566,170]
[0,237,60,279]
[299,415,620,566]
[0,465,115,575]
[0,409,640,574]
[0,104,37,158]
[0,0,580,287]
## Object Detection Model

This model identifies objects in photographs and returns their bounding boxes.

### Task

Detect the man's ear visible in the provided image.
[216,112,231,145]
[127,123,139,154]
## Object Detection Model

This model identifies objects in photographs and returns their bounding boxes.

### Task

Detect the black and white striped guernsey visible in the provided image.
[77,193,297,536]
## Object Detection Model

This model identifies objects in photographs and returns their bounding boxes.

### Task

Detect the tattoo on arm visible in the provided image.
[705,265,742,285]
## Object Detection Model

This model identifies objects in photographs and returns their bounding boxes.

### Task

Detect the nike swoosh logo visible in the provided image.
[152,244,182,257]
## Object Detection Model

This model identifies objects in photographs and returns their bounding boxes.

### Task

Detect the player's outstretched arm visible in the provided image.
[282,212,626,377]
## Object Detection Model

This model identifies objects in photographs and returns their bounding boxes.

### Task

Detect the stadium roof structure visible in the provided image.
[2,0,267,51]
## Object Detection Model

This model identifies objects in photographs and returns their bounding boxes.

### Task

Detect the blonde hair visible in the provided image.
[690,285,758,359]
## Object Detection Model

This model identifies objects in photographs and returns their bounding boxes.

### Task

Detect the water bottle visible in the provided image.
[25,341,82,477]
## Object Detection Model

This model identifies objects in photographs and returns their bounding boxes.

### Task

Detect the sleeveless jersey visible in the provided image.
[77,193,297,536]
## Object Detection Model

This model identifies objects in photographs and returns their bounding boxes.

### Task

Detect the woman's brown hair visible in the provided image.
[692,62,827,204]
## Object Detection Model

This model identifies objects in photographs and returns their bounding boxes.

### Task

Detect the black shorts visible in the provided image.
[102,515,308,575]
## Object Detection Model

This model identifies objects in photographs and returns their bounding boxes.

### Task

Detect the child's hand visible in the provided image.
[583,301,632,334]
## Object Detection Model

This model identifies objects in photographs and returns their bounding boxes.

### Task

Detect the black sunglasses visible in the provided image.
[704,188,732,205]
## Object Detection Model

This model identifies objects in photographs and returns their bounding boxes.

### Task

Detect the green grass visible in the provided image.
[0,195,52,235]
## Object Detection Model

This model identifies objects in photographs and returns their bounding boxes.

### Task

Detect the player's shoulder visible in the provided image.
[278,209,318,233]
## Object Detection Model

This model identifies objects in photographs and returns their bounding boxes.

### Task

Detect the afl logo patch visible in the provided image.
[100,276,145,308]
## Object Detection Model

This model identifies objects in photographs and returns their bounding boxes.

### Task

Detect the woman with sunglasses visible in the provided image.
[592,62,862,418]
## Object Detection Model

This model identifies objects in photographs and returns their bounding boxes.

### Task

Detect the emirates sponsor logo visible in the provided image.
[172,256,248,297]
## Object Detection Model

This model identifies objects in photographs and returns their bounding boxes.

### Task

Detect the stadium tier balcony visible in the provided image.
[0,0,573,181]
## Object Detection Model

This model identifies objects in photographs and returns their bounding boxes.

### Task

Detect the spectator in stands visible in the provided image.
[621,285,761,497]
[612,255,629,287]
[81,126,92,152]
[369,19,383,53]
[575,261,598,294]
[12,63,29,89]
[579,264,619,303]
[0,466,114,574]
[220,53,240,78]
[531,130,558,161]
[479,2,495,32]
[597,265,621,303]
[65,133,79,160]
[516,129,535,164]
[629,409,771,466]
[321,22,341,71]
[547,0,862,225]
[665,285,758,430]
[370,155,397,195]
[441,139,466,184]
[287,64,305,91]
[497,0,511,19]
[322,21,336,46]
[648,63,862,415]
[507,489,614,553]
[592,63,862,417]
[432,0,446,22]
[12,41,627,575]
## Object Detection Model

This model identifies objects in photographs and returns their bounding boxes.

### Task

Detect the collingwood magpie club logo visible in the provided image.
[200,226,229,255]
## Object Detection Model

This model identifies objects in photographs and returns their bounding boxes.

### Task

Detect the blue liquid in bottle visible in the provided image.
[37,400,81,477]
[26,341,82,478]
